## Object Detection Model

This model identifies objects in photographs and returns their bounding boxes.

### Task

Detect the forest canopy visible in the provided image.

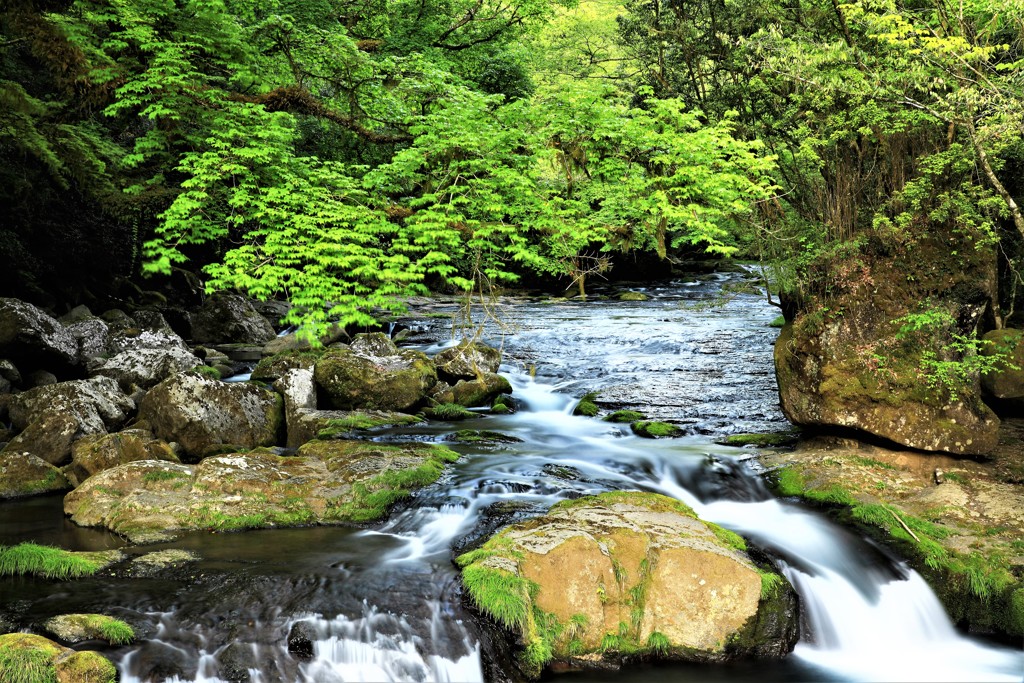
[2,0,1023,335]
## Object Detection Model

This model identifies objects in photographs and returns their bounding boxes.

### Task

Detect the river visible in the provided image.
[1,273,1021,682]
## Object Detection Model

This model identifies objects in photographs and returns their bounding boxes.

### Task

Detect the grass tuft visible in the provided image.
[0,544,103,579]
[0,646,55,683]
[645,631,671,656]
[573,392,600,417]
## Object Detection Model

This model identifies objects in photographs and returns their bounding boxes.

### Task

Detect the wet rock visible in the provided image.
[0,298,78,369]
[91,346,202,391]
[450,373,512,408]
[191,293,276,345]
[59,304,94,325]
[64,441,459,542]
[55,650,118,683]
[216,642,257,682]
[315,334,437,412]
[287,620,317,660]
[618,291,650,301]
[252,299,291,328]
[457,491,797,676]
[252,351,321,383]
[139,372,284,459]
[434,340,502,381]
[446,430,523,444]
[42,614,134,645]
[65,429,179,485]
[630,420,684,438]
[0,452,70,498]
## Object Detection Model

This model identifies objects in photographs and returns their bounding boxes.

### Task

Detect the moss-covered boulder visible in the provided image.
[458,491,797,677]
[450,373,513,408]
[90,346,202,391]
[434,340,502,381]
[251,350,321,382]
[42,614,134,645]
[64,441,459,542]
[314,334,437,412]
[630,421,684,438]
[3,377,134,465]
[139,371,284,459]
[0,633,116,683]
[980,329,1024,403]
[64,429,179,486]
[0,453,70,498]
[191,292,276,345]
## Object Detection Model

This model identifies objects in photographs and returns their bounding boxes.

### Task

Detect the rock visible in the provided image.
[631,421,685,438]
[315,334,437,412]
[4,377,134,465]
[450,373,512,408]
[139,372,284,459]
[109,328,190,354]
[291,409,424,446]
[434,340,502,381]
[0,298,78,369]
[64,441,460,542]
[59,305,94,325]
[191,293,276,344]
[91,346,202,391]
[618,291,650,301]
[42,614,134,645]
[252,351,320,383]
[0,359,22,386]
[287,620,317,660]
[124,549,200,577]
[217,641,258,682]
[0,452,70,498]
[252,299,291,328]
[26,369,58,387]
[133,310,175,334]
[99,309,135,335]
[65,429,179,485]
[263,325,346,355]
[980,329,1024,402]
[0,633,116,683]
[459,493,797,676]
[65,317,110,363]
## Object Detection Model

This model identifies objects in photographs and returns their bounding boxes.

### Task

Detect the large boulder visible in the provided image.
[0,452,70,498]
[65,429,179,486]
[3,377,134,465]
[139,372,284,459]
[434,340,502,381]
[0,632,116,683]
[108,328,190,354]
[980,329,1024,404]
[457,491,798,677]
[65,317,110,364]
[91,346,202,391]
[0,298,78,369]
[314,333,437,412]
[191,292,276,344]
[64,440,459,542]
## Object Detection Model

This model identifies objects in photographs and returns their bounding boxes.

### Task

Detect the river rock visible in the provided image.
[0,633,116,683]
[191,292,276,344]
[450,373,513,408]
[109,327,190,354]
[42,614,133,645]
[65,317,110,363]
[64,441,459,542]
[0,298,78,369]
[91,346,202,392]
[251,351,320,383]
[139,372,284,459]
[0,452,70,498]
[314,333,437,412]
[262,324,346,355]
[65,429,179,486]
[433,340,502,381]
[458,491,797,676]
[4,377,134,465]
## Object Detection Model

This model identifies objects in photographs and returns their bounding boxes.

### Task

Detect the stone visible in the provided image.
[42,614,133,645]
[139,372,284,459]
[449,373,512,408]
[59,305,94,325]
[0,298,78,369]
[0,359,21,386]
[55,650,117,683]
[262,324,346,355]
[65,429,179,485]
[287,620,318,660]
[0,452,70,498]
[91,346,202,391]
[458,491,797,676]
[109,328,190,354]
[2,412,80,465]
[252,351,320,383]
[99,309,136,335]
[434,340,502,381]
[26,369,58,387]
[191,292,276,344]
[64,440,459,542]
[65,317,110,363]
[132,310,175,334]
[314,334,437,412]
[980,329,1024,401]
[0,633,116,683]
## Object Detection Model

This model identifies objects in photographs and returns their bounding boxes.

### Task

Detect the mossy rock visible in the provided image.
[0,633,117,683]
[55,650,116,683]
[425,403,476,421]
[491,394,516,414]
[618,291,650,301]
[314,342,437,412]
[450,373,512,408]
[457,491,797,677]
[447,430,524,444]
[250,350,322,382]
[630,421,684,438]
[314,411,424,439]
[0,453,70,499]
[0,543,124,579]
[572,392,600,417]
[42,614,134,645]
[715,432,799,448]
[603,410,646,423]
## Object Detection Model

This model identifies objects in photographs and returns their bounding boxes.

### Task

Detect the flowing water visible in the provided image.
[1,274,1021,682]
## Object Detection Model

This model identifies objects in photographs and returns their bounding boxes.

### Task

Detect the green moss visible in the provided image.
[630,421,683,438]
[447,430,523,444]
[769,315,786,328]
[550,491,697,519]
[618,291,649,301]
[0,544,105,579]
[708,523,748,552]
[0,646,55,683]
[193,365,223,379]
[758,570,785,600]
[719,432,797,448]
[69,615,135,645]
[141,470,188,483]
[426,403,476,420]
[573,392,600,417]
[316,412,423,438]
[460,564,535,632]
[850,456,897,470]
[603,410,646,423]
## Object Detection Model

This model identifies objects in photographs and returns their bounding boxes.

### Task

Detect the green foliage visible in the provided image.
[0,544,104,579]
[460,565,535,632]
[758,571,785,600]
[572,392,600,417]
[603,410,646,423]
[645,631,671,656]
[0,646,55,683]
[630,421,683,438]
[426,403,477,420]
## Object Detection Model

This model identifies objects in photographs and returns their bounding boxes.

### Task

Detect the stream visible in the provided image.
[1,274,1022,682]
